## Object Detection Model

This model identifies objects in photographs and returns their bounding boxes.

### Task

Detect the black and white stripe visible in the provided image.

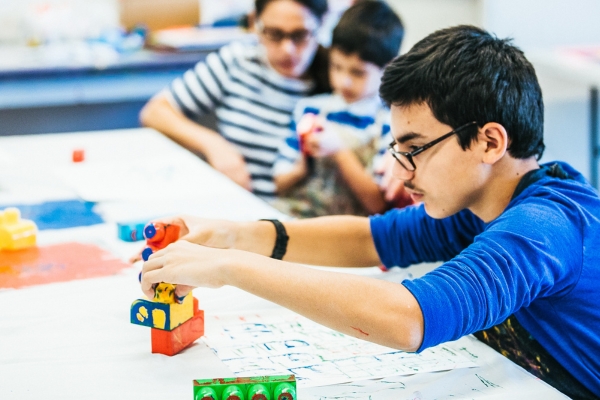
[167,41,315,199]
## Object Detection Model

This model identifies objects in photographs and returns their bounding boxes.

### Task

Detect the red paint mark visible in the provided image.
[351,326,370,336]
[0,242,130,289]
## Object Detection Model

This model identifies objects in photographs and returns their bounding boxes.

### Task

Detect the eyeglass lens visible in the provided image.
[390,145,415,171]
[261,27,312,45]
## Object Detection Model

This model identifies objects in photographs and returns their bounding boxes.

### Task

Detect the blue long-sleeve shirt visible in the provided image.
[370,162,600,395]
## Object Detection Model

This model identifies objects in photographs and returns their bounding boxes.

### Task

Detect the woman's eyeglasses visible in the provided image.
[256,21,316,46]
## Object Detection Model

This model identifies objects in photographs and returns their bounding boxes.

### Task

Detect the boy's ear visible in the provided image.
[479,122,509,165]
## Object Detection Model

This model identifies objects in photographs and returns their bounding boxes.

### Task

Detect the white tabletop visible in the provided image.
[0,129,567,399]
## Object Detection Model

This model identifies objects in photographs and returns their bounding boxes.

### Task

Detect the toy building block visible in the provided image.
[132,292,205,356]
[193,375,297,400]
[153,282,177,303]
[151,298,204,356]
[117,220,147,242]
[72,149,85,163]
[131,292,194,330]
[296,112,321,155]
[141,222,180,261]
[0,207,37,251]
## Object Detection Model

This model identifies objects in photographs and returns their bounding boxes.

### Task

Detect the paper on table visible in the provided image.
[202,309,477,388]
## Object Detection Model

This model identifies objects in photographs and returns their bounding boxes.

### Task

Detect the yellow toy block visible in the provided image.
[0,208,37,251]
[154,282,177,303]
[131,293,194,330]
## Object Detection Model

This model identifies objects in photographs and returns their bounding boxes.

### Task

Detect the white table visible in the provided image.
[0,129,567,399]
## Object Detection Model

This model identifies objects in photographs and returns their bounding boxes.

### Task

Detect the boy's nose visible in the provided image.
[393,161,415,181]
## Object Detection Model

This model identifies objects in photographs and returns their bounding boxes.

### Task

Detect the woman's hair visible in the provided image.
[255,0,328,20]
[380,25,545,160]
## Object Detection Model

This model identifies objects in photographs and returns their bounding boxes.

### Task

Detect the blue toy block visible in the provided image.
[117,221,147,242]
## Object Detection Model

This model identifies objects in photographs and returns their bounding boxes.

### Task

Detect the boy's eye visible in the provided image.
[350,69,366,78]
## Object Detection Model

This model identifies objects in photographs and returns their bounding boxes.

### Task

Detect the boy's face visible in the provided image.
[389,103,486,219]
[329,48,384,104]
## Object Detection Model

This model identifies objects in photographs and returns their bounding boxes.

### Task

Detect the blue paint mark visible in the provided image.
[0,200,103,230]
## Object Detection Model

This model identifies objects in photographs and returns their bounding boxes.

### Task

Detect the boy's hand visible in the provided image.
[304,126,345,157]
[141,241,234,299]
[130,215,239,263]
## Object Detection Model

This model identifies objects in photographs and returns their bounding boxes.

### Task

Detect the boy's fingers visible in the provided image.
[174,285,194,300]
[141,269,162,298]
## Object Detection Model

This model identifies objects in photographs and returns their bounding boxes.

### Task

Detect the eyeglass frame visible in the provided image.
[388,121,478,171]
[255,20,317,46]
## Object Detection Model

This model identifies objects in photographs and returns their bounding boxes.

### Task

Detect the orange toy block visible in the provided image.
[151,298,204,356]
[0,208,37,251]
[141,222,180,261]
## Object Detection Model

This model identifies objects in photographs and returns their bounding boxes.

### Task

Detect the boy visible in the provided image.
[272,1,410,217]
[141,26,600,398]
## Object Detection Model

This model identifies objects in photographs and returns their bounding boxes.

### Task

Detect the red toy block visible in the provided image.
[144,222,180,250]
[151,308,204,356]
[141,222,181,261]
[72,149,85,163]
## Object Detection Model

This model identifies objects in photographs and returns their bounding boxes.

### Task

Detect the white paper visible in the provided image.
[202,309,477,388]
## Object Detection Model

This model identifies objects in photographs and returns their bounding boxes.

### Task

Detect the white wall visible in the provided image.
[387,0,483,53]
[482,0,600,51]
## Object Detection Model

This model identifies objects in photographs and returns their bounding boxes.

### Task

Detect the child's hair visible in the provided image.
[331,1,404,68]
[380,25,545,160]
[255,0,328,20]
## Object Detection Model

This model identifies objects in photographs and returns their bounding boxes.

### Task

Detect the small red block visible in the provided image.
[72,149,85,163]
[151,309,205,356]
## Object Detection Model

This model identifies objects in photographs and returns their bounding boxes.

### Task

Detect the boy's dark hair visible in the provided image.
[332,1,404,68]
[255,0,328,20]
[380,25,545,160]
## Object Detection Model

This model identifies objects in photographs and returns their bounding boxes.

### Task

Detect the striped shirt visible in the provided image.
[166,41,315,199]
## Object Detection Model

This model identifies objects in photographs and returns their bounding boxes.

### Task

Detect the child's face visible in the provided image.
[329,48,384,104]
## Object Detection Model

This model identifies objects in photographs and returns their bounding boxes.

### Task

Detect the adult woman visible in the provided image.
[140,0,329,199]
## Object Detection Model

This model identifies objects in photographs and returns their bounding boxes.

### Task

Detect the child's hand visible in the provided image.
[304,126,345,157]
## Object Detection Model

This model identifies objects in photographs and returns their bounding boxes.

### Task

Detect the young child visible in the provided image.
[271,1,409,218]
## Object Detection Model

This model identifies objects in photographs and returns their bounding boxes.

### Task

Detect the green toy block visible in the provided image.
[193,375,296,400]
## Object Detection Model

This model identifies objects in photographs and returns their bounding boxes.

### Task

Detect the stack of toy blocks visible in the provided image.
[131,292,204,356]
[193,375,297,400]
[0,207,37,251]
[131,222,205,356]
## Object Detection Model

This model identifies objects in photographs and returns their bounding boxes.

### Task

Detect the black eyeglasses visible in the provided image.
[388,121,478,171]
[256,21,316,46]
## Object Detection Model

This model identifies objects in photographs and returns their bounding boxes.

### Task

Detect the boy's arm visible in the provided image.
[274,157,308,193]
[142,241,424,351]
[333,149,387,214]
[145,214,382,267]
